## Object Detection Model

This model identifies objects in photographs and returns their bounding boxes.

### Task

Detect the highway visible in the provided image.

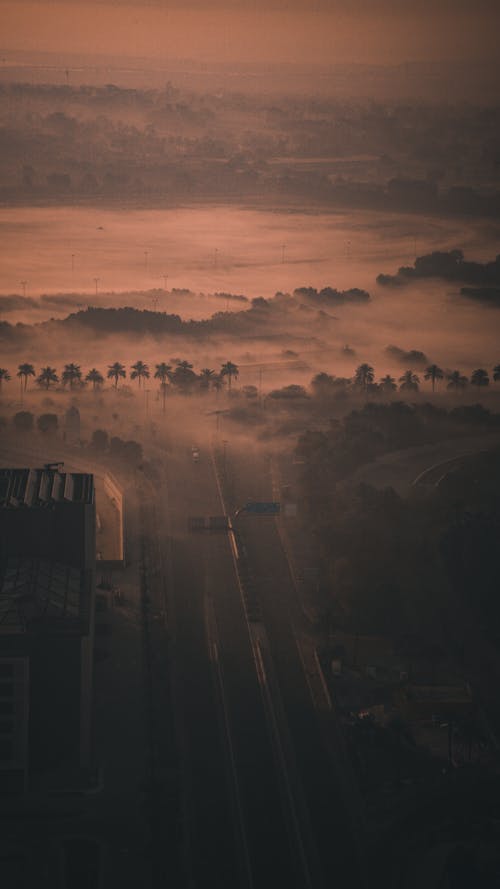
[225,445,366,889]
[0,430,365,887]
[157,436,311,889]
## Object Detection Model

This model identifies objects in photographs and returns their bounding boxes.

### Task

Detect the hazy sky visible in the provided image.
[1,0,499,64]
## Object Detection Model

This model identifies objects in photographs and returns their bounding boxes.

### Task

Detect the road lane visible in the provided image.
[159,449,241,889]
[227,446,367,889]
[160,442,303,889]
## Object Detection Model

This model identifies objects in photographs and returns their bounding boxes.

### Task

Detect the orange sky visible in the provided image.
[1,0,499,65]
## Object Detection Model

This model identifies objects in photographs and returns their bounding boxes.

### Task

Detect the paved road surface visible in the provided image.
[225,444,366,889]
[158,440,307,889]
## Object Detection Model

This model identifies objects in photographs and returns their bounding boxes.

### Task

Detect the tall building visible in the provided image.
[0,466,96,793]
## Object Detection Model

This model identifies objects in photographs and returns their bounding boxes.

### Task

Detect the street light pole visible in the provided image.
[222,439,228,476]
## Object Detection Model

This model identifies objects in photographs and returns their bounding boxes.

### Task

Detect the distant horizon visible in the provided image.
[2,0,500,67]
[1,49,498,102]
[3,48,499,69]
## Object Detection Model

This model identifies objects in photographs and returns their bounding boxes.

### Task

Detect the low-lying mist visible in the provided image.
[1,205,499,383]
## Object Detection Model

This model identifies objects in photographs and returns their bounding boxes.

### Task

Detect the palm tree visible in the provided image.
[220,361,239,391]
[199,368,216,391]
[171,360,197,392]
[62,363,82,389]
[493,364,500,382]
[154,362,172,413]
[0,368,11,390]
[424,364,444,392]
[130,361,150,387]
[86,368,104,390]
[399,370,420,392]
[379,374,397,393]
[17,363,35,391]
[212,374,225,398]
[447,370,468,392]
[354,363,375,390]
[154,362,172,386]
[107,362,126,389]
[36,366,59,390]
[470,368,489,388]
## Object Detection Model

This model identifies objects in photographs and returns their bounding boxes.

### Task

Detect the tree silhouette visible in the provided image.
[171,361,197,391]
[493,364,500,382]
[379,374,397,392]
[199,368,216,391]
[37,413,58,434]
[399,370,420,391]
[130,361,150,387]
[447,370,468,391]
[17,363,35,391]
[154,363,172,386]
[0,368,11,390]
[13,410,34,431]
[91,429,109,451]
[212,374,225,398]
[354,363,374,390]
[62,363,82,389]
[311,372,335,397]
[107,362,126,388]
[424,364,444,392]
[470,368,489,387]
[154,363,172,412]
[36,366,59,390]
[220,361,239,391]
[86,368,104,390]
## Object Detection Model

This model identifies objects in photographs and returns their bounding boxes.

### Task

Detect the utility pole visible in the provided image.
[162,274,168,290]
[20,280,27,298]
[94,277,100,296]
[222,439,228,476]
[152,294,159,311]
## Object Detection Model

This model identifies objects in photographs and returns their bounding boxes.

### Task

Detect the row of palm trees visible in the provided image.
[2,360,499,397]
[0,360,240,393]
[351,363,500,393]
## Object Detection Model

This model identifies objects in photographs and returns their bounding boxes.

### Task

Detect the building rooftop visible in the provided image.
[0,556,87,634]
[0,467,94,509]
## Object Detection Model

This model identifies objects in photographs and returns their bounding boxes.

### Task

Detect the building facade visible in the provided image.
[0,466,96,793]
